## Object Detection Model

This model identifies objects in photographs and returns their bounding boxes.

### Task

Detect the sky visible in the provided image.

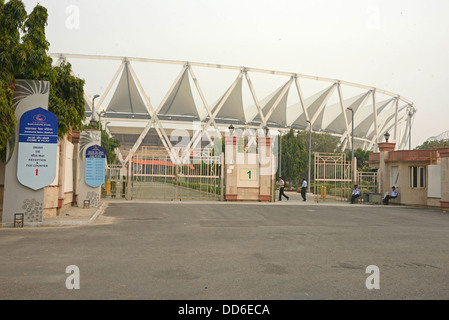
[20,0,449,148]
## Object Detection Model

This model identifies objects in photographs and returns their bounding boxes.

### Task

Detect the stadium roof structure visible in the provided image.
[51,53,417,163]
[426,130,449,142]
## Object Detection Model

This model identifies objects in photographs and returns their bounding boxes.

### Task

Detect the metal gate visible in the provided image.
[313,152,353,202]
[357,171,378,194]
[104,147,223,201]
[104,164,127,199]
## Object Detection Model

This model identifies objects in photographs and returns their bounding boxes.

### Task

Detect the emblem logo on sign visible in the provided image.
[33,114,47,122]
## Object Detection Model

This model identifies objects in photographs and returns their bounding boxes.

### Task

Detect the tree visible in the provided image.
[82,123,121,165]
[0,0,27,160]
[414,139,449,150]
[346,148,372,171]
[297,130,340,154]
[297,130,340,169]
[279,129,306,189]
[0,1,86,161]
[48,61,85,138]
[100,127,121,165]
[293,130,341,188]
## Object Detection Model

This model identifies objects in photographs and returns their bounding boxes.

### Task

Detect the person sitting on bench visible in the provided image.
[351,185,361,204]
[383,186,398,205]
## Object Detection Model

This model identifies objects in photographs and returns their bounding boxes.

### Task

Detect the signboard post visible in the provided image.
[2,80,52,225]
[17,107,58,190]
[76,130,102,208]
[85,145,106,188]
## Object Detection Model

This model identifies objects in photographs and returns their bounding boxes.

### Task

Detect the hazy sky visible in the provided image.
[21,0,449,148]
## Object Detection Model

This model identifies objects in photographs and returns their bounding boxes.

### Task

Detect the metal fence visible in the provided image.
[313,152,353,202]
[104,147,223,201]
[357,172,378,195]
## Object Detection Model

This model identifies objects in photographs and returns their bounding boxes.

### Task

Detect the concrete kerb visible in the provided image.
[0,202,108,228]
[3,199,432,229]
[104,198,386,208]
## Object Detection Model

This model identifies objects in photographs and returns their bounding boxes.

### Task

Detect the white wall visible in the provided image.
[64,141,74,193]
[50,144,59,186]
[390,166,399,188]
[428,164,441,198]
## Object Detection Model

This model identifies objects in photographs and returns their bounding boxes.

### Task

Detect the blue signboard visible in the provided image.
[85,145,106,188]
[17,107,58,190]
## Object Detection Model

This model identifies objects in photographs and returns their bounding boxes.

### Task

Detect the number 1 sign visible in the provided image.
[239,168,258,181]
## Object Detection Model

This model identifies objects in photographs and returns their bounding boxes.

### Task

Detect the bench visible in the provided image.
[363,192,383,204]
[384,188,400,205]
[388,194,401,205]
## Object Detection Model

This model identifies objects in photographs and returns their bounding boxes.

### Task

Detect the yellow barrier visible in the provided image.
[321,186,327,199]
[106,181,111,195]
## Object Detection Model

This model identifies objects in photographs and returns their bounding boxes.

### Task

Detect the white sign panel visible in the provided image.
[17,107,58,190]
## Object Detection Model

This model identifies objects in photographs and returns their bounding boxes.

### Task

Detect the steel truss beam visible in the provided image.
[50,53,417,156]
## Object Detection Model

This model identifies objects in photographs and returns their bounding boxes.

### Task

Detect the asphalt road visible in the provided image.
[1,201,448,300]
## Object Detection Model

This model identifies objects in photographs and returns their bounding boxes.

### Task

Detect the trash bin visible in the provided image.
[369,193,382,204]
[363,193,370,203]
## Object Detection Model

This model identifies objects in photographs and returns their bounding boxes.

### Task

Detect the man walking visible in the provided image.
[301,178,307,201]
[276,177,289,201]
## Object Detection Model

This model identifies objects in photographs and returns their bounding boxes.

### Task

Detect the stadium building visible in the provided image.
[51,53,417,164]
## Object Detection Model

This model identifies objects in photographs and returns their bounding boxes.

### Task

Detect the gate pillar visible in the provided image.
[77,130,102,208]
[439,148,449,208]
[224,135,275,202]
[377,142,396,196]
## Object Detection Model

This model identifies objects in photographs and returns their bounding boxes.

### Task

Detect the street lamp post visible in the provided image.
[347,107,354,162]
[264,126,272,202]
[99,110,106,132]
[407,106,415,150]
[264,126,269,137]
[90,94,100,129]
[306,120,312,193]
[279,131,282,179]
[347,107,355,186]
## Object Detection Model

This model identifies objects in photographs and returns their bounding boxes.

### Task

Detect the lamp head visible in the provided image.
[90,118,97,129]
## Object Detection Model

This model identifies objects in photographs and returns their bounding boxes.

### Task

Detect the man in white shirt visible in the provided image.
[276,177,289,201]
[383,186,398,205]
[301,178,307,201]
[350,185,361,204]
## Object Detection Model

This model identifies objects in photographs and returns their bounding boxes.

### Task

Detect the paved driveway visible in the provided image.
[1,201,448,300]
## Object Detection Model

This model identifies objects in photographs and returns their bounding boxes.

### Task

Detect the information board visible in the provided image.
[17,107,58,190]
[85,145,106,188]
